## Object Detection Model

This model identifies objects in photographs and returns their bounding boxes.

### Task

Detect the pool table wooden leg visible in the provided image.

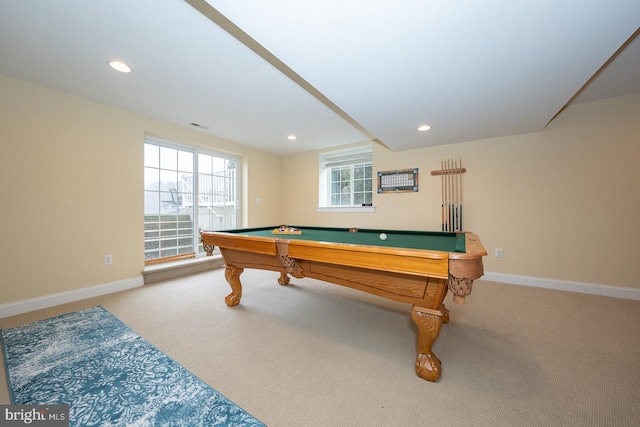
[277,271,290,286]
[224,265,244,307]
[278,254,304,282]
[442,304,450,324]
[410,306,444,382]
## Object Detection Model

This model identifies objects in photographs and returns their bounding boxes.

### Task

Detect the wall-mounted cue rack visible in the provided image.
[377,168,419,193]
[431,159,465,232]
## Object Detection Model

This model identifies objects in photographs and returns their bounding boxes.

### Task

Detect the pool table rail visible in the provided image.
[203,230,486,287]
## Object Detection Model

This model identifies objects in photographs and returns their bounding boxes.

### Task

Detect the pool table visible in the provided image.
[200,226,487,382]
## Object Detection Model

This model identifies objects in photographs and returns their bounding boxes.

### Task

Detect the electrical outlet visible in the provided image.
[495,248,503,258]
[104,255,113,265]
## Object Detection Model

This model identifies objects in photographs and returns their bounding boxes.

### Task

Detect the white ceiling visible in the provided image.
[1,0,638,155]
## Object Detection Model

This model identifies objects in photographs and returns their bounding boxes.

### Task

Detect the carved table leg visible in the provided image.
[279,255,304,280]
[442,304,450,324]
[277,271,290,286]
[448,273,474,304]
[276,254,304,286]
[224,265,244,307]
[410,306,444,382]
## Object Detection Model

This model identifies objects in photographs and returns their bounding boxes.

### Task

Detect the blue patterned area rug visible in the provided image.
[0,306,265,426]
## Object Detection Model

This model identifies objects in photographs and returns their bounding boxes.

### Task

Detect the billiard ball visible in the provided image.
[379,233,387,240]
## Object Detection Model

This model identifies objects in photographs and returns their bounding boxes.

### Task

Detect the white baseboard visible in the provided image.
[0,276,144,319]
[482,272,640,301]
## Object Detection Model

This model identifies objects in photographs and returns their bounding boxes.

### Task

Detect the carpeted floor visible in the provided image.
[2,268,639,426]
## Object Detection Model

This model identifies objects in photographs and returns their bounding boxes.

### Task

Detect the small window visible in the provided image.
[319,145,373,209]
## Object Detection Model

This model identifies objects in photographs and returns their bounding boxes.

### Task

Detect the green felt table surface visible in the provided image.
[218,226,466,253]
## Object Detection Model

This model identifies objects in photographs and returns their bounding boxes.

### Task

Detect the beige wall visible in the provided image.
[281,93,640,289]
[0,75,282,305]
[2,74,638,308]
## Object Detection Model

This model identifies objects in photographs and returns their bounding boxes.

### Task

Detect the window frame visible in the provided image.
[318,145,374,213]
[144,136,241,264]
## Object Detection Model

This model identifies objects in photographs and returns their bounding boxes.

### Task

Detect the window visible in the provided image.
[319,145,373,211]
[144,137,239,264]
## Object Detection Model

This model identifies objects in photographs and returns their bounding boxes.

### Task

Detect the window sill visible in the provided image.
[317,206,375,213]
[142,255,224,284]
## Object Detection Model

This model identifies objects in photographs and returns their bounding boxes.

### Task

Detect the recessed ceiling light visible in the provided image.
[108,60,132,73]
[417,124,432,132]
[288,135,297,140]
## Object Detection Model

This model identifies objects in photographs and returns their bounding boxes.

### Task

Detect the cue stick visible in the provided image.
[443,158,447,231]
[453,158,457,231]
[456,159,460,231]
[445,159,449,231]
[441,159,445,231]
[453,160,458,231]
[448,158,451,232]
[449,158,456,231]
[450,158,454,231]
[447,158,452,231]
[459,158,463,231]
[454,158,459,231]
[449,158,453,231]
